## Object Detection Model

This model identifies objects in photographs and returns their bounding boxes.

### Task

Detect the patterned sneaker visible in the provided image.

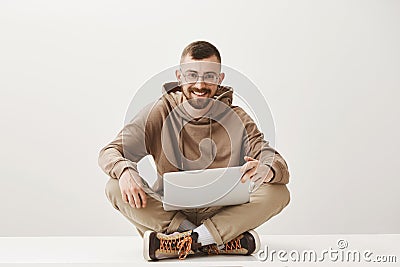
[143,230,202,261]
[201,230,260,256]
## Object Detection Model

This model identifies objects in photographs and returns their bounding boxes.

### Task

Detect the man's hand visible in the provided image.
[240,156,274,184]
[119,169,147,209]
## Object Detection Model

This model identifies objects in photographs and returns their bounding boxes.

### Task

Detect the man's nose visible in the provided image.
[193,78,206,88]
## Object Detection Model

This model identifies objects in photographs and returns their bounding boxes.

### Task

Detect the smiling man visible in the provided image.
[178,52,224,112]
[99,41,290,261]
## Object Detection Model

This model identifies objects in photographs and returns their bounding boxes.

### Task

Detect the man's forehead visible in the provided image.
[180,61,221,73]
[180,55,221,73]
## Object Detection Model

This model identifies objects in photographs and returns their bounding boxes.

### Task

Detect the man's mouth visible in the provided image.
[191,90,209,97]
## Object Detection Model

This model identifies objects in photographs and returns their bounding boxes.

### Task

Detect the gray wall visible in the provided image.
[0,0,399,236]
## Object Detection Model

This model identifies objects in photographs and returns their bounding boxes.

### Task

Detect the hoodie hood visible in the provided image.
[161,81,234,123]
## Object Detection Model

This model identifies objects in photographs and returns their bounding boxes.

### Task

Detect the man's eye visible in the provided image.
[186,72,198,79]
[204,73,216,79]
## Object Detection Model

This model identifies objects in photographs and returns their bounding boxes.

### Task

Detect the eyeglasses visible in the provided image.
[180,69,220,84]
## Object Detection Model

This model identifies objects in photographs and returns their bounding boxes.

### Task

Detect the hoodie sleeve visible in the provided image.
[236,107,290,184]
[98,103,154,180]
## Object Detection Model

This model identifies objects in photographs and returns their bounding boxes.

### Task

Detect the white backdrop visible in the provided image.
[0,0,399,236]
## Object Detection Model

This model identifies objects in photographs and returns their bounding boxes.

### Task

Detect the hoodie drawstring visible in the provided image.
[209,115,213,161]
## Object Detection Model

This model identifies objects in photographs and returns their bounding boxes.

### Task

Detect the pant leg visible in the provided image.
[105,178,187,237]
[181,206,223,226]
[201,183,290,246]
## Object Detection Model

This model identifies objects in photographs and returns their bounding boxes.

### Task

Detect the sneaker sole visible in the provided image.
[247,229,261,254]
[143,230,153,261]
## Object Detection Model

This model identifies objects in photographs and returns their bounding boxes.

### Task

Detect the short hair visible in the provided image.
[180,41,221,63]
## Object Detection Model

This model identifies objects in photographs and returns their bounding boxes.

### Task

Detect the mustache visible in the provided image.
[189,88,211,94]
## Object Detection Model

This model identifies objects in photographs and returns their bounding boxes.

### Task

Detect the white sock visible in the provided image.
[177,219,197,232]
[193,224,216,246]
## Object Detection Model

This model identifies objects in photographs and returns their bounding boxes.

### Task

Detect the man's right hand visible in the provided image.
[118,169,147,209]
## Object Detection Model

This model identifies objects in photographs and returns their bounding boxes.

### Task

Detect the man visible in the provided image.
[98,41,290,261]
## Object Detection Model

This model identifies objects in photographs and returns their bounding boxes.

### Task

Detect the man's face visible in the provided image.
[176,55,225,109]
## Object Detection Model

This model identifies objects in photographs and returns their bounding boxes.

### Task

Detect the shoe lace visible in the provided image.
[205,237,242,255]
[177,235,193,260]
[159,234,193,260]
[206,244,220,255]
[225,237,242,251]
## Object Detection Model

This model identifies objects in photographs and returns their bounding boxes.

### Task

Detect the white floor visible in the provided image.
[0,234,398,266]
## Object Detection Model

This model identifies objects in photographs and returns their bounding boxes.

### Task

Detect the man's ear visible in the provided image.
[175,69,182,84]
[218,72,225,84]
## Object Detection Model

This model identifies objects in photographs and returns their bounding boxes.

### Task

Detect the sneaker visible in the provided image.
[200,230,260,256]
[143,230,202,261]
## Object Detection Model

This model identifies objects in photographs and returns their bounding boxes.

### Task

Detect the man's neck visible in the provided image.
[182,100,213,119]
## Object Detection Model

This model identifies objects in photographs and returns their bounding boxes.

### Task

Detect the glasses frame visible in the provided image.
[179,68,221,85]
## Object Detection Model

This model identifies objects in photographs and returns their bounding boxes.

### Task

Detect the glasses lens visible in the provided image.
[185,71,198,83]
[204,73,218,84]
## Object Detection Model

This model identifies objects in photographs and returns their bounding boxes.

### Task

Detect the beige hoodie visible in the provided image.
[98,82,290,195]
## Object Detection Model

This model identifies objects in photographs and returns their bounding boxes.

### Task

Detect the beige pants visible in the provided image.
[105,178,290,246]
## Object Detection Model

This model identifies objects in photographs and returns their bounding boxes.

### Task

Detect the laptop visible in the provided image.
[162,166,250,211]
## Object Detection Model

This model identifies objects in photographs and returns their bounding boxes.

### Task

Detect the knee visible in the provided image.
[281,185,290,209]
[252,183,291,213]
[273,184,290,211]
[105,178,122,207]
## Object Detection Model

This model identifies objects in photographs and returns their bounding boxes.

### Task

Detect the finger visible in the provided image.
[127,193,136,208]
[244,155,257,161]
[241,171,256,183]
[242,164,262,182]
[241,166,257,182]
[245,167,258,179]
[121,191,129,203]
[241,173,250,183]
[240,161,257,173]
[138,190,147,208]
[132,192,142,209]
[240,156,257,172]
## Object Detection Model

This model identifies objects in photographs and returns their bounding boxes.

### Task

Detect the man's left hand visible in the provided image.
[240,156,274,184]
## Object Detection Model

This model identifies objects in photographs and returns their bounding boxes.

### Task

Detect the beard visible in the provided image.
[183,87,213,109]
[187,97,212,109]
